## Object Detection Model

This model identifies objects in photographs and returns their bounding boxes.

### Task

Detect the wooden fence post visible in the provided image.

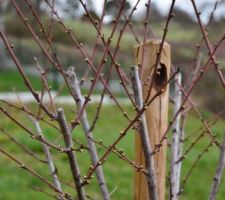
[134,39,171,200]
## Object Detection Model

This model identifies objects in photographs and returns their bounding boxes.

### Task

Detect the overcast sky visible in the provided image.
[94,0,223,22]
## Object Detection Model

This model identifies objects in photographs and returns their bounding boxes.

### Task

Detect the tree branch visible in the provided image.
[131,65,158,200]
[170,72,182,200]
[209,135,225,200]
[66,66,110,200]
[57,108,86,200]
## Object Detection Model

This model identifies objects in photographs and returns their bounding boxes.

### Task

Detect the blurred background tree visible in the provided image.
[106,0,131,20]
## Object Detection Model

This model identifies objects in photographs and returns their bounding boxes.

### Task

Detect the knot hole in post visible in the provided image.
[153,63,167,92]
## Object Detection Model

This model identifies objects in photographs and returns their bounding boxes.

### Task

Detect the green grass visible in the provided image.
[0,102,225,200]
[0,69,63,93]
[0,104,135,200]
[0,70,42,92]
[0,69,127,97]
[0,69,72,94]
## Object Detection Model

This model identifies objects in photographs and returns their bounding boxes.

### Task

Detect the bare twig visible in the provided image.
[32,186,59,200]
[190,0,225,89]
[0,128,47,163]
[209,135,225,200]
[66,66,110,200]
[0,148,70,199]
[81,69,178,186]
[57,108,86,200]
[11,90,63,194]
[131,65,158,200]
[170,72,182,200]
[32,118,63,195]
[0,31,55,119]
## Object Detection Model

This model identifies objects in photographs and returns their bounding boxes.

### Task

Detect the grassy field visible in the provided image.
[0,70,42,92]
[0,69,127,98]
[0,99,225,200]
